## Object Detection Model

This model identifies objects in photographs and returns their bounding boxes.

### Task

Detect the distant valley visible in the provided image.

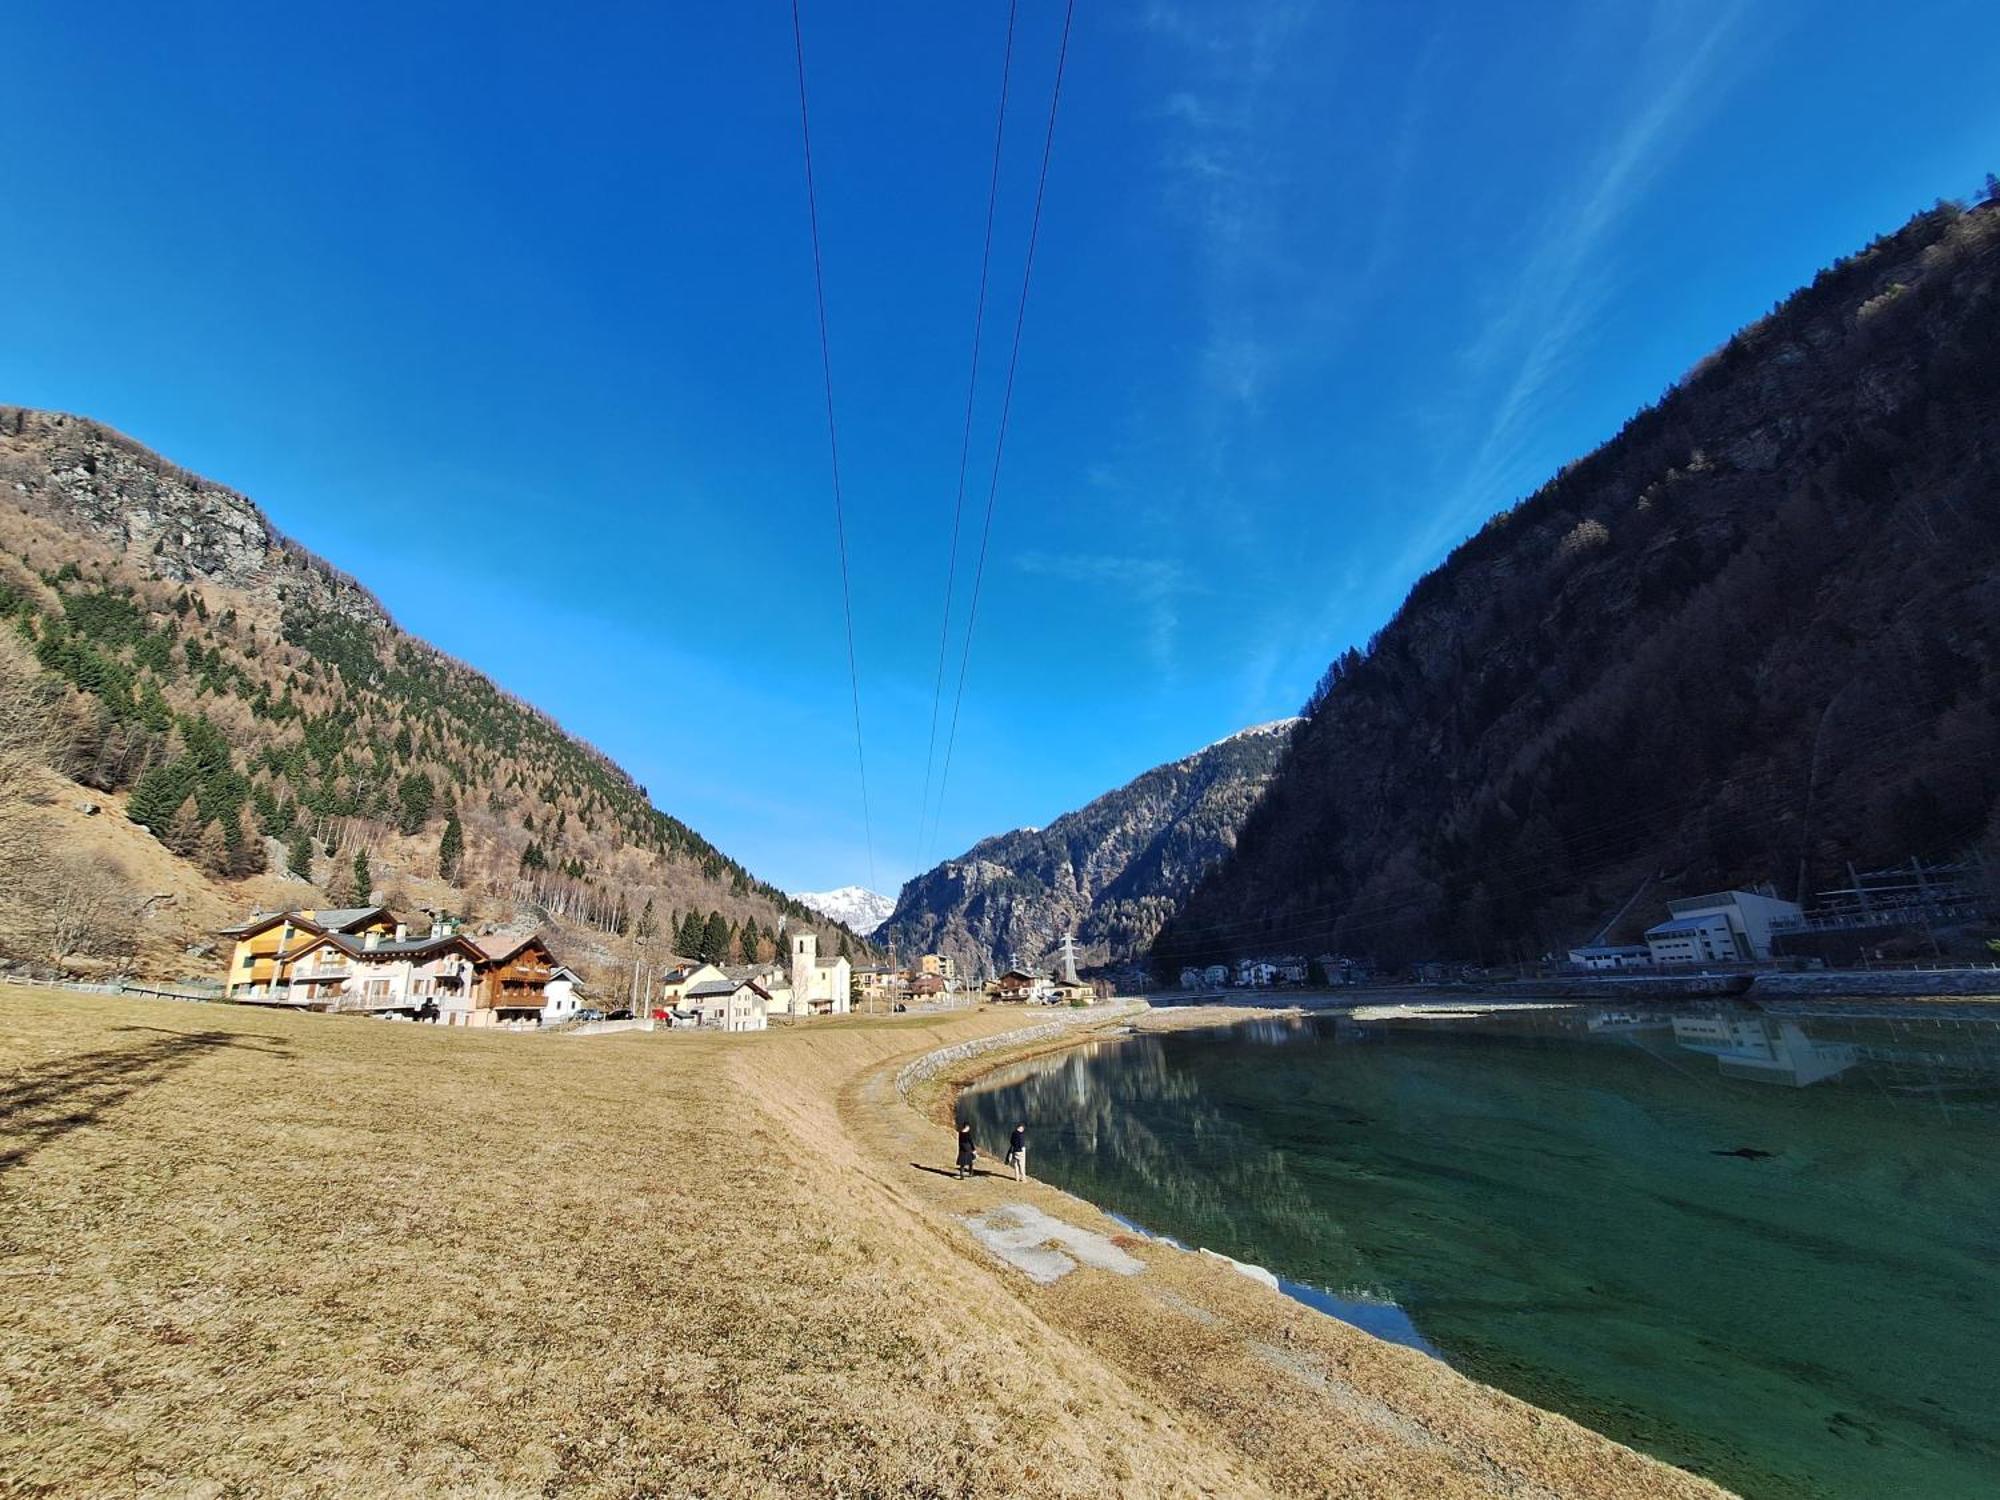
[878,721,1296,978]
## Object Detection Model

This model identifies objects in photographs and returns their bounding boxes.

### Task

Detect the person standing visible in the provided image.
[955,1122,977,1180]
[1006,1122,1027,1182]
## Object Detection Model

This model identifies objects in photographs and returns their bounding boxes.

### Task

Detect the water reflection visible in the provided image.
[962,1002,2000,1500]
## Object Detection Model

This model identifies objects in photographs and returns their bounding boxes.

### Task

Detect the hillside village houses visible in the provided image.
[657,927,851,1030]
[219,907,575,1025]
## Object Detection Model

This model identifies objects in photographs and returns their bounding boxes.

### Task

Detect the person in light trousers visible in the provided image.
[1006,1122,1028,1182]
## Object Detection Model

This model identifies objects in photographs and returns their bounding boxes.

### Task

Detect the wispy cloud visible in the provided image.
[1015,549,1202,674]
[1394,0,1752,578]
[1146,0,1320,431]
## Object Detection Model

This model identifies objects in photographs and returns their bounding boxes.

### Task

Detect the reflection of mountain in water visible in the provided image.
[963,1027,1377,1296]
[964,1005,2000,1500]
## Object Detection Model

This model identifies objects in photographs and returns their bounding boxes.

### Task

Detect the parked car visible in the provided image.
[574,1008,605,1023]
[607,1008,633,1021]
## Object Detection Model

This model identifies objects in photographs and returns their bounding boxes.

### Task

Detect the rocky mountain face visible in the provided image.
[878,721,1298,977]
[1154,198,2000,974]
[792,885,895,936]
[0,407,844,979]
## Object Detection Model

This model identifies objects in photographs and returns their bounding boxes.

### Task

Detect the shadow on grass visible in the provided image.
[1,1028,291,1176]
[909,1162,1002,1180]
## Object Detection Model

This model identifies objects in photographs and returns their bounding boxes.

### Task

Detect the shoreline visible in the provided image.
[858,1000,1732,1499]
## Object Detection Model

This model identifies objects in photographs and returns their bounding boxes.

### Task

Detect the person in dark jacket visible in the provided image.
[1006,1122,1028,1182]
[955,1122,977,1179]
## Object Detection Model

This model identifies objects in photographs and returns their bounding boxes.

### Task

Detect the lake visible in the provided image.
[959,1003,2000,1499]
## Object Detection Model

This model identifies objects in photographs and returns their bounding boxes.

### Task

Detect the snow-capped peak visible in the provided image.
[791,885,896,936]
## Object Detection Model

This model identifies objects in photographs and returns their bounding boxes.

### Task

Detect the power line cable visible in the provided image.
[927,0,1076,864]
[790,0,876,890]
[914,0,1020,869]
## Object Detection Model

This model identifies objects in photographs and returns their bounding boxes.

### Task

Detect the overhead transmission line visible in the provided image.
[790,0,876,890]
[924,0,1076,865]
[913,0,1020,869]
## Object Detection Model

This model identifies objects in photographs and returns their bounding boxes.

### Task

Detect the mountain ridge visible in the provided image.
[791,885,895,936]
[0,406,854,979]
[879,719,1296,976]
[1153,195,2000,973]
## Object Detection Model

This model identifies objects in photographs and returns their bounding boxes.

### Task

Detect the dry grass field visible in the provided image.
[0,990,1727,1498]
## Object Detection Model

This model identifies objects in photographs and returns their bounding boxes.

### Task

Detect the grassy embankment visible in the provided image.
[1,989,1727,1497]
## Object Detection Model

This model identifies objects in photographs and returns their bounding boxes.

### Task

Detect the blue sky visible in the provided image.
[3,2,1996,896]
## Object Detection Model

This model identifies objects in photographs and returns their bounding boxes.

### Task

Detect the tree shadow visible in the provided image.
[1,1028,291,1176]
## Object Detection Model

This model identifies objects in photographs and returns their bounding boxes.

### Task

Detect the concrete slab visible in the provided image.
[962,1202,1147,1285]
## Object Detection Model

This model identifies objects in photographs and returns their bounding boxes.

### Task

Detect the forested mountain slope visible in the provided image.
[0,408,850,979]
[1154,196,2000,973]
[879,720,1296,978]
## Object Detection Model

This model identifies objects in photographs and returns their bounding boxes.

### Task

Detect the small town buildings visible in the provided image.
[907,972,946,999]
[542,964,586,1023]
[852,964,904,1008]
[988,968,1054,1004]
[1645,890,1803,966]
[1234,956,1307,987]
[917,953,957,986]
[682,976,770,1032]
[217,908,565,1025]
[1050,976,1096,1005]
[659,962,730,1004]
[1567,944,1655,972]
[1202,963,1229,987]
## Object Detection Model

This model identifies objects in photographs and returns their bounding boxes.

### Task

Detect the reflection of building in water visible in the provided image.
[1671,1014,1858,1086]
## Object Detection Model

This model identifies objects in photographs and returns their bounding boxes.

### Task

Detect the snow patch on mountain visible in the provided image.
[792,885,896,936]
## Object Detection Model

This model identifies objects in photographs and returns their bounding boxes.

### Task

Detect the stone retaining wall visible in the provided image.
[1750,970,2000,998]
[894,1011,1114,1099]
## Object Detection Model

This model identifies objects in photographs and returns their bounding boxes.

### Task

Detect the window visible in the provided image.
[241,953,254,968]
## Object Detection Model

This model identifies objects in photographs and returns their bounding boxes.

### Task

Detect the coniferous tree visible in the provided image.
[396,770,435,834]
[737,915,759,962]
[635,897,658,942]
[351,849,372,904]
[287,825,314,882]
[677,909,705,958]
[224,807,267,877]
[700,910,729,965]
[438,813,464,882]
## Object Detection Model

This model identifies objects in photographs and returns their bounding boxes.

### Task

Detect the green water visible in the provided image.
[960,1006,2000,1499]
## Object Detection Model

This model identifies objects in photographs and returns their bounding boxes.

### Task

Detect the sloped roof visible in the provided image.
[314,906,392,932]
[218,905,392,939]
[469,932,552,964]
[1646,915,1726,937]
